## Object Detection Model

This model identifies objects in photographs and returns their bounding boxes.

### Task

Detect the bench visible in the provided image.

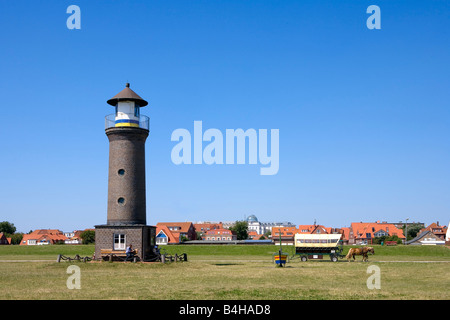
[100,249,139,262]
[385,241,397,246]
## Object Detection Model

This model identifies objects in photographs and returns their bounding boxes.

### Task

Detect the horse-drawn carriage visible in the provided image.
[294,234,345,262]
[294,233,375,262]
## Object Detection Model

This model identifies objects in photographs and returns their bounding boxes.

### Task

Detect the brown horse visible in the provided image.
[346,247,375,262]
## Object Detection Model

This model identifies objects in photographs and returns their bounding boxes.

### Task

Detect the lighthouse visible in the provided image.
[95,83,156,261]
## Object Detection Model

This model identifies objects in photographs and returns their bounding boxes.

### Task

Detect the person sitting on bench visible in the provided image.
[125,244,136,262]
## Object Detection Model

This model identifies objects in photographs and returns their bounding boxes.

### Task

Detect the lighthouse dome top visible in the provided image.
[107,83,148,107]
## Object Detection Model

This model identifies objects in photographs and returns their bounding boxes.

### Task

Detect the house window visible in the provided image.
[114,233,126,250]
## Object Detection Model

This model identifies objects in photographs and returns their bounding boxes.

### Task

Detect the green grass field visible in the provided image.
[0,244,449,300]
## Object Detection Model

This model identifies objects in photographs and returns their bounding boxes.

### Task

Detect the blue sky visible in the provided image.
[0,1,449,233]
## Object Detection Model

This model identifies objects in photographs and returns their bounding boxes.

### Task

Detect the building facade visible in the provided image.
[20,229,67,245]
[419,222,448,241]
[193,222,223,239]
[349,222,405,245]
[0,233,10,245]
[406,230,445,245]
[246,215,295,235]
[203,228,237,241]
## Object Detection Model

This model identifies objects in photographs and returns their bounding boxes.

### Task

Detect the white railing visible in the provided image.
[105,114,150,130]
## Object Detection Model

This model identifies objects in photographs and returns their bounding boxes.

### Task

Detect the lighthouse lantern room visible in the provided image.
[105,83,149,129]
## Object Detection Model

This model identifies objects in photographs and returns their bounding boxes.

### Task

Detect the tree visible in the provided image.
[400,223,422,241]
[230,221,248,240]
[179,234,189,242]
[406,224,423,240]
[10,233,23,245]
[386,235,401,244]
[372,235,387,245]
[80,230,95,244]
[0,221,16,235]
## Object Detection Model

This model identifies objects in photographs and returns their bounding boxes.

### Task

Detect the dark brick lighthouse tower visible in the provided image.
[95,83,156,261]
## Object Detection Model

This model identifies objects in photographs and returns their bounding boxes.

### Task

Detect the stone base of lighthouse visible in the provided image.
[94,225,156,261]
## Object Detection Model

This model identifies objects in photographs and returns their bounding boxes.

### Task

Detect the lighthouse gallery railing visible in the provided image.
[105,114,150,130]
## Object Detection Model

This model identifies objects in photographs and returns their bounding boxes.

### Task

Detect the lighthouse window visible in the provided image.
[115,106,118,116]
[118,169,125,176]
[117,197,125,205]
[114,234,126,250]
[134,106,140,117]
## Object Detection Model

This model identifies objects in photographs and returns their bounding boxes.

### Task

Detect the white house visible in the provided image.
[246,215,295,235]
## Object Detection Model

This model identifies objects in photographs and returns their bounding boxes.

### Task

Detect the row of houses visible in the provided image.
[155,222,236,245]
[271,222,407,246]
[2,219,448,246]
[408,222,449,246]
[0,229,94,246]
[272,221,450,246]
[155,220,449,246]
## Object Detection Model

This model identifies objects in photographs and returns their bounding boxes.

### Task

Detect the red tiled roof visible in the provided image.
[193,223,223,233]
[247,231,266,240]
[20,229,68,245]
[272,227,298,237]
[419,223,447,235]
[297,225,315,233]
[156,225,179,244]
[340,227,351,241]
[351,222,405,239]
[156,222,194,234]
[297,225,329,234]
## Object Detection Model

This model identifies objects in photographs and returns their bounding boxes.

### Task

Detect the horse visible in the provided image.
[346,247,375,262]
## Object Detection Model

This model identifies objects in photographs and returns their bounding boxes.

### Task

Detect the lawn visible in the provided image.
[0,244,449,300]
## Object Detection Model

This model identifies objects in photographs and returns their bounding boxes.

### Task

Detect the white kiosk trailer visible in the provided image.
[294,233,344,262]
